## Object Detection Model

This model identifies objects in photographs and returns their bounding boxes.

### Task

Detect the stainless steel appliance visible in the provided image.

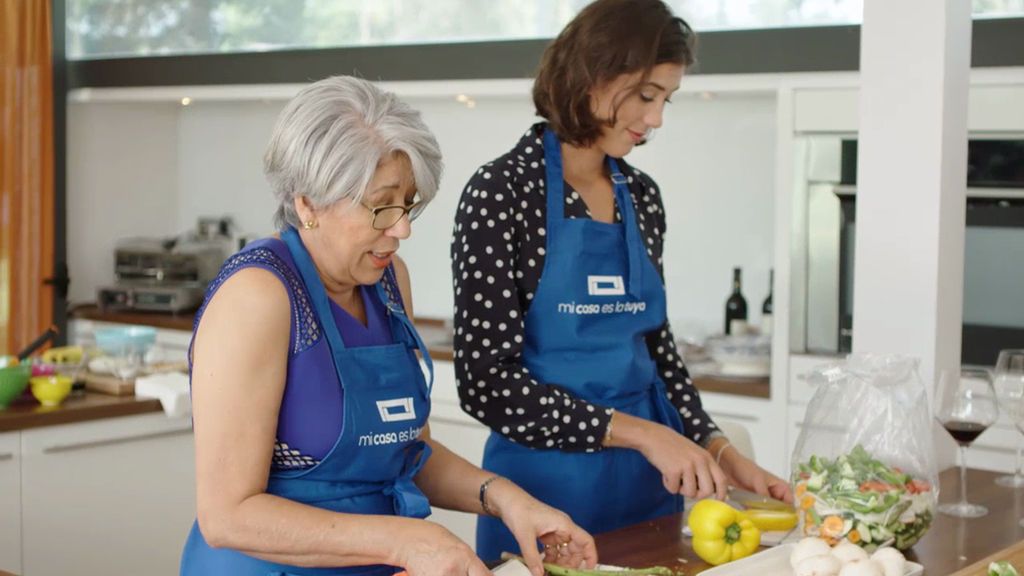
[98,220,232,313]
[818,139,1024,365]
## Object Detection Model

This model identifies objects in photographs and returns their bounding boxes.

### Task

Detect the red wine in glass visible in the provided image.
[943,420,989,445]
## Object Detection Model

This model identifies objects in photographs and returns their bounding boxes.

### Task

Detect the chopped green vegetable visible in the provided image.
[988,561,1020,576]
[793,444,935,551]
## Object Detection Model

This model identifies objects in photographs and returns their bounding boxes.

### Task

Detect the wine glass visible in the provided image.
[112,343,142,383]
[935,367,999,518]
[994,350,1024,489]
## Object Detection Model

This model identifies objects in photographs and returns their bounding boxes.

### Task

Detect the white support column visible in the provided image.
[852,0,972,389]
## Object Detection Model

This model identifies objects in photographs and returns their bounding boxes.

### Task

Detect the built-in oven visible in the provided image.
[832,139,1024,366]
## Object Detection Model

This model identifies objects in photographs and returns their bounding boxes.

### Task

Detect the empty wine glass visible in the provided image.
[935,367,999,518]
[994,350,1024,489]
[112,343,142,382]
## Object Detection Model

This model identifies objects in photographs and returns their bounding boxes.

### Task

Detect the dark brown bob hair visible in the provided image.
[533,0,696,147]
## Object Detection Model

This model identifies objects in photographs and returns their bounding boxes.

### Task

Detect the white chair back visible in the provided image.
[715,420,755,461]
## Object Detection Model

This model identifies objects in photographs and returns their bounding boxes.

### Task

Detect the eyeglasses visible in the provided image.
[362,200,425,230]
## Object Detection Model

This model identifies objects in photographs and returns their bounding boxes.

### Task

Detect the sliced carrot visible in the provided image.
[848,529,861,543]
[821,515,844,537]
[800,495,816,510]
[795,482,808,497]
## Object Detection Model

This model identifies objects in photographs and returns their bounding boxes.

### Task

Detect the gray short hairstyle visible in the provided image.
[264,76,444,230]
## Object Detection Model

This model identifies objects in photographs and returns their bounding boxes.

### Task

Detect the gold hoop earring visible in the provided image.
[302,220,318,230]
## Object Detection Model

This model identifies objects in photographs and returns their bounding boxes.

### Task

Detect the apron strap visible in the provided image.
[383,441,433,518]
[282,227,351,393]
[374,273,434,395]
[541,127,645,300]
[607,158,645,300]
[542,128,567,233]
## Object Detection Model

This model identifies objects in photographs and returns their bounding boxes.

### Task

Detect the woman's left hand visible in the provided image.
[717,443,794,504]
[489,480,598,576]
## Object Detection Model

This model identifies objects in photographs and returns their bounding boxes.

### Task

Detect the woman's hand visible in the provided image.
[488,480,598,576]
[713,439,794,504]
[608,411,729,501]
[395,520,492,576]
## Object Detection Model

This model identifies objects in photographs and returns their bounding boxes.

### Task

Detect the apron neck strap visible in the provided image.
[542,128,567,229]
[281,227,348,354]
[542,128,645,299]
[374,274,434,394]
[607,157,645,299]
[282,227,434,393]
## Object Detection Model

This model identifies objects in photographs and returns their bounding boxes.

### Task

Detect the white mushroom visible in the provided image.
[791,537,833,569]
[831,540,870,565]
[870,547,907,576]
[795,554,843,576]
[838,559,884,576]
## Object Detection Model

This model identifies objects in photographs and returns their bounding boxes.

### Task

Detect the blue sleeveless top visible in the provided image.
[192,237,394,469]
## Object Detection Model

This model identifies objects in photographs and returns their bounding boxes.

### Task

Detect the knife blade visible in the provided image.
[727,486,794,512]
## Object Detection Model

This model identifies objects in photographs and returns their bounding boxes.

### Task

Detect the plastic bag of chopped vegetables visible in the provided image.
[790,354,938,551]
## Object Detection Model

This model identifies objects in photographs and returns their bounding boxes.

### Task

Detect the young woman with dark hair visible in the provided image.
[451,0,792,561]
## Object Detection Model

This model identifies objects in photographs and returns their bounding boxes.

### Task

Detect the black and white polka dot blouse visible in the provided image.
[450,123,721,453]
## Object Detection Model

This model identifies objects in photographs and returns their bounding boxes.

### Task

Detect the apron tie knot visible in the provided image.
[384,441,433,519]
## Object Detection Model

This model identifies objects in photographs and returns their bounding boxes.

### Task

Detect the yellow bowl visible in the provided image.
[30,375,72,407]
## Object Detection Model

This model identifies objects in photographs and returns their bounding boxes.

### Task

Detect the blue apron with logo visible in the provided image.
[181,227,434,576]
[476,129,685,560]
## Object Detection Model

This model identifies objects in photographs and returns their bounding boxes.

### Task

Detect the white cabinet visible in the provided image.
[20,413,195,576]
[427,360,489,550]
[0,432,22,575]
[700,391,788,478]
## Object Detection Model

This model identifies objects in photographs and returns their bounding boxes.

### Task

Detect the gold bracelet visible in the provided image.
[714,441,734,466]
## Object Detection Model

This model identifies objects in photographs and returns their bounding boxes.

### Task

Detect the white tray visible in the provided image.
[699,543,923,576]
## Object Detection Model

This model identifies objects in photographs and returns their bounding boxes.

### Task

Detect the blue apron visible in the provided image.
[181,227,434,576]
[476,128,686,561]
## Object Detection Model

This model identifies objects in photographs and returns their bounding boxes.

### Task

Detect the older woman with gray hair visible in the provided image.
[180,76,597,576]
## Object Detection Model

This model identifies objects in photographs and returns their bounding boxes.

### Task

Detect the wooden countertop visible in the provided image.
[0,391,161,433]
[595,467,1024,574]
[70,303,196,331]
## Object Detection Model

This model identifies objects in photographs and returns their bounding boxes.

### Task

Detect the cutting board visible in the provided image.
[82,371,136,396]
[949,539,1024,576]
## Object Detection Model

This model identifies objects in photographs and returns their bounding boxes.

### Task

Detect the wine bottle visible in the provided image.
[761,269,774,335]
[724,267,748,335]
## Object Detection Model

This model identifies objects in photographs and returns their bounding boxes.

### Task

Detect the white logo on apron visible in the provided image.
[376,398,417,422]
[587,275,625,296]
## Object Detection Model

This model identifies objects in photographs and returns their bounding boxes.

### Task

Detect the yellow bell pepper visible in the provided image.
[744,508,798,532]
[687,499,761,566]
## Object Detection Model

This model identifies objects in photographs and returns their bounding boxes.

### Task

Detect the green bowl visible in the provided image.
[0,357,31,409]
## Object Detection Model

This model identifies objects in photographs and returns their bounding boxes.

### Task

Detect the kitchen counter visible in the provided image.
[596,467,1024,574]
[414,319,770,399]
[0,392,161,432]
[71,307,770,399]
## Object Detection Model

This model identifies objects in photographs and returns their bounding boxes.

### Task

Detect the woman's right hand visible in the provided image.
[395,521,491,576]
[609,411,728,501]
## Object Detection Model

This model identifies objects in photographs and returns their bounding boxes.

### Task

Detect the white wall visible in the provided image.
[632,92,777,339]
[66,83,777,338]
[176,101,281,237]
[67,103,180,304]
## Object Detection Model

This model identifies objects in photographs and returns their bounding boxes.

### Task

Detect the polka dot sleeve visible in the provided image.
[450,158,614,453]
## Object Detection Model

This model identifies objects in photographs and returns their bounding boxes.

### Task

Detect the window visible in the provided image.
[67,0,1024,60]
